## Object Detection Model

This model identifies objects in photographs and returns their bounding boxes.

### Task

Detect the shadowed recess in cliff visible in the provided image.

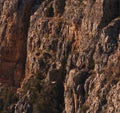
[99,0,119,29]
[31,0,44,14]
[13,0,44,87]
[16,0,46,86]
[53,0,66,16]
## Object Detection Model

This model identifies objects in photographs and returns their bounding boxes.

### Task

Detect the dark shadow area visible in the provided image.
[31,0,44,15]
[14,0,44,87]
[98,0,119,29]
[45,5,54,17]
[54,0,66,15]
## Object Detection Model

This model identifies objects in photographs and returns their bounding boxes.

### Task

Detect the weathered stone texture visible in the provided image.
[0,0,120,113]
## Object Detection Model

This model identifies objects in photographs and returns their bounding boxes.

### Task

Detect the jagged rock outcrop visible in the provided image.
[0,0,120,113]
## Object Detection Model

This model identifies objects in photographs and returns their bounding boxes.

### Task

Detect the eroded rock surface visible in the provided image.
[0,0,120,113]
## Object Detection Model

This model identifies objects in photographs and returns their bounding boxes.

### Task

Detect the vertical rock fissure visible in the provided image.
[17,0,44,87]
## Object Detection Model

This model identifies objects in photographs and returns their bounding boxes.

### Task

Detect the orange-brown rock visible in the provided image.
[0,0,37,86]
[0,0,120,113]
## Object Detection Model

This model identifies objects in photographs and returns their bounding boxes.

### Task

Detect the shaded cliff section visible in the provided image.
[0,0,42,86]
[0,0,120,113]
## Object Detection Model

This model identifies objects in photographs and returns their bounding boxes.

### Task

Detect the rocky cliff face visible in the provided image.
[0,0,120,113]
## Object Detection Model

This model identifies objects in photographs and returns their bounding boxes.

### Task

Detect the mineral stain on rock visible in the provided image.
[0,0,120,113]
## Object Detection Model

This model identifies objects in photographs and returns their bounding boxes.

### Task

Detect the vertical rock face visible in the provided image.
[0,0,120,113]
[0,0,40,86]
[0,0,27,86]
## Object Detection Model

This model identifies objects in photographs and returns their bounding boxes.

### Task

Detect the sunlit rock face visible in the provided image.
[0,0,120,113]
